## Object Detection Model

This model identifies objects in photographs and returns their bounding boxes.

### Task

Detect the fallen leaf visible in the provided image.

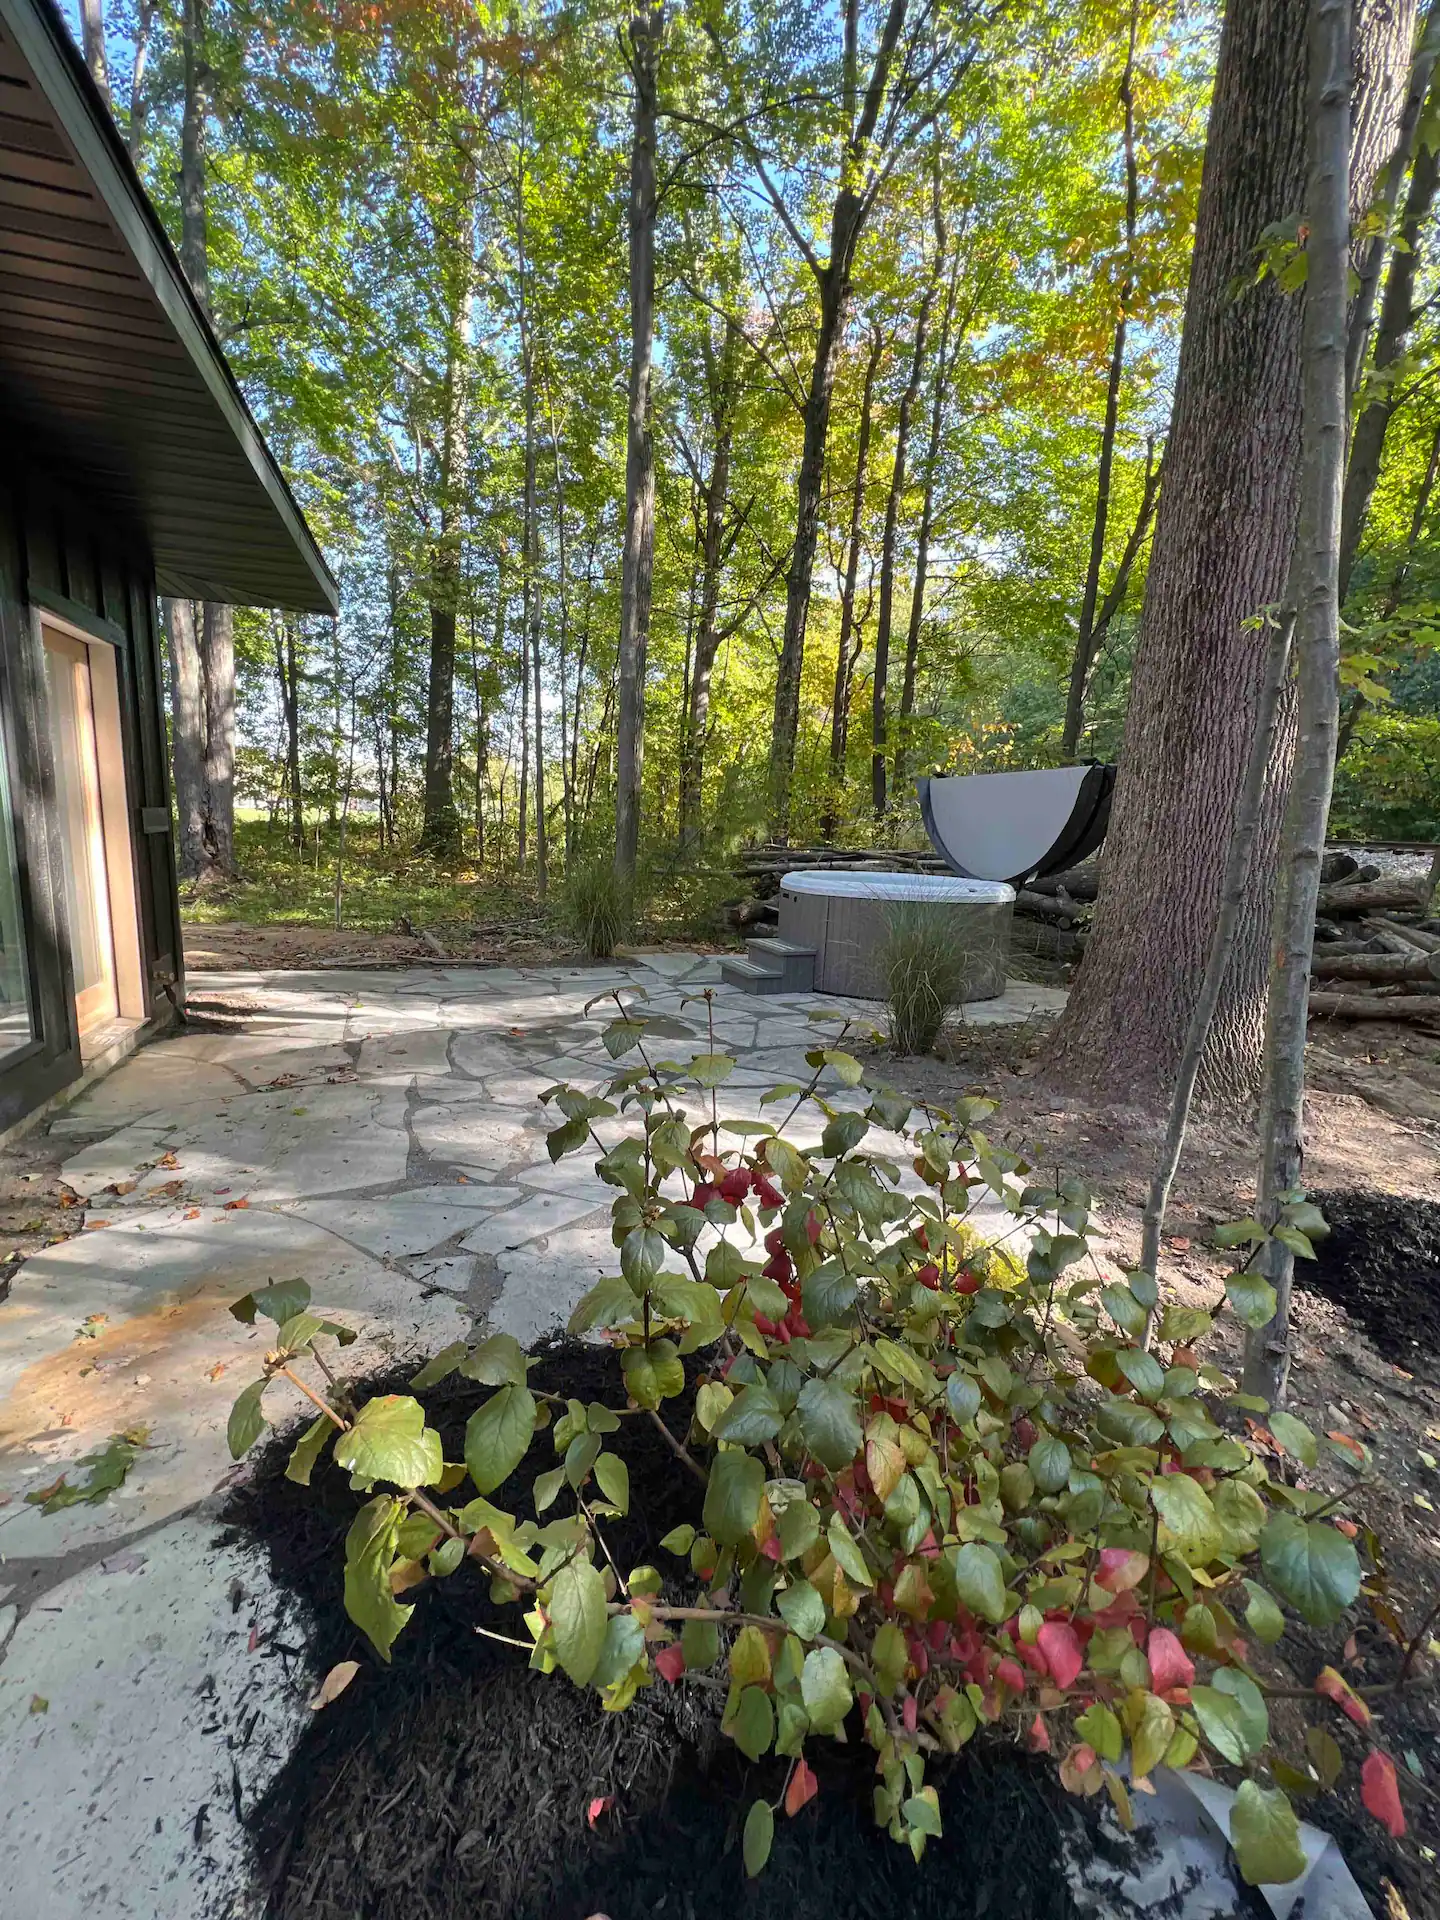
[109,1181,138,1196]
[1362,1751,1406,1838]
[29,1695,48,1714]
[247,1624,260,1653]
[1328,1430,1366,1461]
[586,1796,613,1829]
[84,1219,112,1231]
[206,1362,228,1382]
[75,1314,108,1339]
[184,1209,201,1220]
[156,1152,179,1169]
[222,1197,251,1211]
[309,1660,361,1710]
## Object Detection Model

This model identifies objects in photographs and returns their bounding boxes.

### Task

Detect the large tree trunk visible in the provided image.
[615,7,662,884]
[1243,0,1351,1404]
[1061,10,1140,761]
[200,603,236,875]
[871,284,936,818]
[275,615,304,852]
[1049,0,1411,1111]
[825,322,884,836]
[678,319,738,843]
[126,0,154,158]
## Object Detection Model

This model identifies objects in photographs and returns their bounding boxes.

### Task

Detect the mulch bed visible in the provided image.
[1302,1188,1440,1376]
[223,1340,1092,1920]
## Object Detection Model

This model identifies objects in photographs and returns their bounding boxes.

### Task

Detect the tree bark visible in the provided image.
[165,599,206,880]
[1243,0,1351,1403]
[615,7,662,885]
[1061,8,1140,761]
[825,322,884,837]
[872,280,936,818]
[127,0,155,159]
[678,317,739,843]
[765,0,915,837]
[79,0,110,106]
[1049,0,1410,1112]
[1339,57,1440,595]
[276,615,303,852]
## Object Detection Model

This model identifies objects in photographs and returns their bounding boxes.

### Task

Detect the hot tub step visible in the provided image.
[745,937,816,992]
[719,955,787,994]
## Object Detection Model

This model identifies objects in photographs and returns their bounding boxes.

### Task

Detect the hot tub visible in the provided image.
[777,871,1015,1000]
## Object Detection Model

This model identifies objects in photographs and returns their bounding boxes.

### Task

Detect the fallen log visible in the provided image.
[1308,991,1440,1021]
[1370,915,1440,954]
[1310,950,1440,983]
[1023,868,1101,901]
[1314,880,1431,915]
[1014,889,1086,923]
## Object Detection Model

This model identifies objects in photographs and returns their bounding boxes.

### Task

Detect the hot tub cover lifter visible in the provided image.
[917,765,1115,887]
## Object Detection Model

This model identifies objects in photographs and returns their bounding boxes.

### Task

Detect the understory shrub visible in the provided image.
[225,991,1412,1885]
[557,855,633,958]
[880,906,971,1053]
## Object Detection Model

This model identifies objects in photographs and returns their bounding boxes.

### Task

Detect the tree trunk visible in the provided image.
[79,0,110,105]
[420,218,474,858]
[679,321,738,843]
[1049,0,1410,1112]
[615,7,662,884]
[1243,0,1351,1405]
[198,602,235,875]
[178,0,210,315]
[825,324,884,837]
[1061,10,1140,761]
[165,599,206,880]
[127,0,154,158]
[277,615,303,852]
[1339,54,1440,595]
[872,285,936,818]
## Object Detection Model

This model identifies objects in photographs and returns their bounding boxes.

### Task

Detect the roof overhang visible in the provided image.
[0,0,337,612]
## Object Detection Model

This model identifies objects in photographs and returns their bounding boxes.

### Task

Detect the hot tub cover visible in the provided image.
[917,765,1115,885]
[780,871,1014,903]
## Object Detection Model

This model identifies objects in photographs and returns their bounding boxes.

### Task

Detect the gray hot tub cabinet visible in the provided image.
[776,872,1014,1001]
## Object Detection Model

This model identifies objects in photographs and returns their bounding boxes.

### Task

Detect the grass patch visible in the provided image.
[556,856,633,959]
[880,905,972,1055]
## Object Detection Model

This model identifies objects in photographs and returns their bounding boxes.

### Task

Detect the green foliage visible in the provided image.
[557,855,634,959]
[879,906,973,1055]
[223,986,1403,1875]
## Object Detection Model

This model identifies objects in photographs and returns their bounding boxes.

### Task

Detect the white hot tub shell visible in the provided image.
[777,871,1015,1000]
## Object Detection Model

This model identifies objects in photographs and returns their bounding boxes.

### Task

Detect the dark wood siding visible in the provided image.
[0,461,182,1132]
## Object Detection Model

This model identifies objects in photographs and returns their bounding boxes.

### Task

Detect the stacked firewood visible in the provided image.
[1307,849,1440,1022]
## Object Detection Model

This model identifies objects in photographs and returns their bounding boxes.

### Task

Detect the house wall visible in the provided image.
[0,464,183,1132]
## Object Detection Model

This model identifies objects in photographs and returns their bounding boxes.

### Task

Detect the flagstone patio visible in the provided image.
[0,954,1063,1919]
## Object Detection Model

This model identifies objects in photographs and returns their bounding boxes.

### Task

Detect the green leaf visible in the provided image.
[820,1110,869,1157]
[1100,1284,1147,1337]
[903,1791,943,1837]
[533,1463,566,1513]
[706,1241,751,1288]
[621,1339,685,1409]
[591,1611,646,1692]
[946,1373,981,1424]
[822,1048,865,1086]
[343,1495,411,1661]
[1267,1409,1317,1467]
[549,1559,608,1687]
[687,1051,735,1086]
[621,1225,667,1290]
[742,1798,774,1877]
[777,1579,826,1640]
[567,1275,637,1334]
[459,1333,530,1387]
[731,1685,774,1760]
[1259,1514,1361,1628]
[1230,1781,1307,1886]
[1213,1477,1268,1555]
[335,1396,443,1489]
[681,1617,720,1668]
[409,1341,469,1390]
[659,1523,696,1556]
[546,1116,588,1161]
[801,1646,853,1733]
[285,1413,334,1486]
[714,1384,784,1445]
[227,1379,268,1460]
[1151,1474,1222,1561]
[1129,1690,1175,1778]
[948,1543,1008,1625]
[827,1513,873,1586]
[1242,1579,1286,1644]
[1214,1218,1267,1248]
[795,1377,862,1470]
[1028,1433,1071,1493]
[464,1384,538,1494]
[703,1448,766,1546]
[602,1018,647,1058]
[230,1278,311,1327]
[1226,1271,1278,1329]
[593,1451,629,1515]
[1116,1347,1166,1399]
[801,1259,859,1329]
[1074,1702,1123,1763]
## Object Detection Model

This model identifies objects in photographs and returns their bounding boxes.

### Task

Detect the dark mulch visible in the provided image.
[224,1339,1090,1920]
[1301,1188,1440,1375]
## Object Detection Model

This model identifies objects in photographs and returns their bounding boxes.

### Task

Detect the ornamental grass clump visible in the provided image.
[558,855,633,958]
[225,987,1412,1885]
[880,905,970,1054]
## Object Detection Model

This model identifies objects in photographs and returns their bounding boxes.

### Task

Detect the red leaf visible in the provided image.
[1028,1712,1051,1753]
[1096,1548,1149,1594]
[1037,1621,1084,1691]
[1361,1751,1405,1838]
[1315,1666,1372,1727]
[995,1656,1026,1693]
[784,1758,819,1817]
[586,1795,613,1829]
[1146,1627,1194,1694]
[223,1196,250,1210]
[653,1644,686,1684]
